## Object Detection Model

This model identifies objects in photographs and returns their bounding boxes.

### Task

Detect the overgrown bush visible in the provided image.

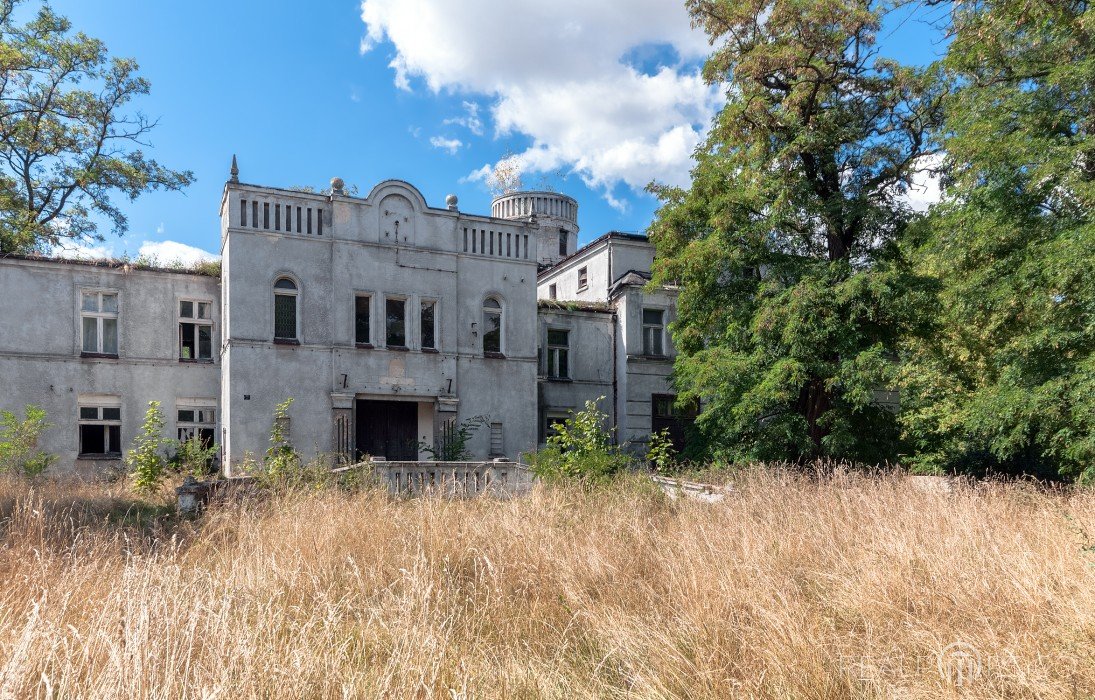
[0,404,55,476]
[647,427,677,473]
[172,435,217,477]
[528,397,632,483]
[128,401,172,493]
[263,398,301,481]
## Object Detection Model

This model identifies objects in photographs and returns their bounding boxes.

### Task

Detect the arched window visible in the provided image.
[482,296,502,355]
[274,277,299,340]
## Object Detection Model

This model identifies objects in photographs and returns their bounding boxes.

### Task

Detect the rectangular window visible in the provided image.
[507,232,511,257]
[354,294,371,345]
[420,300,436,350]
[297,206,302,233]
[81,291,119,356]
[489,422,503,456]
[177,407,216,446]
[577,267,588,291]
[642,308,665,356]
[252,201,258,228]
[78,404,122,456]
[541,414,567,444]
[523,235,529,259]
[317,208,323,236]
[263,202,270,229]
[546,329,569,379]
[240,199,247,227]
[307,208,313,234]
[285,204,292,232]
[549,284,557,300]
[179,300,213,361]
[463,227,468,252]
[386,297,406,347]
[275,203,281,230]
[559,230,567,256]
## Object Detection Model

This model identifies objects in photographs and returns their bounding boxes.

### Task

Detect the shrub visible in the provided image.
[528,397,632,483]
[647,427,677,473]
[127,401,173,493]
[172,435,218,477]
[0,404,55,476]
[264,398,301,480]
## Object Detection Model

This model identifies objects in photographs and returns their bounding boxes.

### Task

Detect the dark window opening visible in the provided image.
[483,298,502,354]
[240,200,247,227]
[386,298,406,347]
[263,202,270,228]
[559,230,567,256]
[421,301,436,350]
[547,329,569,378]
[252,201,258,228]
[355,295,371,345]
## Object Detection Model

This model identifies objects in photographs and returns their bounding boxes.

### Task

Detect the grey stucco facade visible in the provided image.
[0,175,685,476]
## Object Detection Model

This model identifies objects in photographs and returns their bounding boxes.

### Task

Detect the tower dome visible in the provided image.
[491,190,579,268]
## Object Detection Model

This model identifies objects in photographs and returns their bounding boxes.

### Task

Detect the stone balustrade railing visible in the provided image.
[351,459,536,497]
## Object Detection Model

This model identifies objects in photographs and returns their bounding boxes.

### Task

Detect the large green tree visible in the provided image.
[899,0,1094,478]
[648,0,943,463]
[0,0,192,254]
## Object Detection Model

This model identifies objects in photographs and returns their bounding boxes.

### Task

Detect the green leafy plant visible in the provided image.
[647,428,677,474]
[420,415,489,461]
[264,398,300,480]
[127,401,173,493]
[172,434,217,477]
[0,404,55,476]
[529,397,632,484]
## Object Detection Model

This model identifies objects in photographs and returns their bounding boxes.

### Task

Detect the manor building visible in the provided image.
[0,168,690,476]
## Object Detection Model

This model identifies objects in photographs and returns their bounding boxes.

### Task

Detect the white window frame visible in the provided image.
[176,405,216,443]
[77,398,122,457]
[273,277,300,341]
[80,289,119,356]
[384,294,408,348]
[482,296,504,356]
[546,327,570,379]
[420,297,439,351]
[577,266,588,291]
[354,292,373,346]
[178,298,214,361]
[642,307,665,357]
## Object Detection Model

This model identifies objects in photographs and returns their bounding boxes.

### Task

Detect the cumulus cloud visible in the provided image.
[138,240,219,265]
[429,136,464,155]
[359,0,723,206]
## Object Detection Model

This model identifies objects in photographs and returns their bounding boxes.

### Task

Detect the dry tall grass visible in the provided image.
[0,469,1093,699]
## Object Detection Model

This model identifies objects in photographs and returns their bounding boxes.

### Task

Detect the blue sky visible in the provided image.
[45,0,948,263]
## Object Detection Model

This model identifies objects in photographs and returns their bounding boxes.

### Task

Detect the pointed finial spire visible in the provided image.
[229,154,239,183]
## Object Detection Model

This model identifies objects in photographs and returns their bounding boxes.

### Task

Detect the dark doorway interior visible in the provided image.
[356,399,418,461]
[652,393,698,454]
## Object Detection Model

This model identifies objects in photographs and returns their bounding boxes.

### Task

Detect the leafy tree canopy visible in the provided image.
[648,0,943,463]
[900,0,1095,478]
[0,0,192,254]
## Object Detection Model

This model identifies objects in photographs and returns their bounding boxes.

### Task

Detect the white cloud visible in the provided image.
[359,0,722,204]
[429,136,464,155]
[138,240,219,265]
[53,242,116,260]
[444,101,484,136]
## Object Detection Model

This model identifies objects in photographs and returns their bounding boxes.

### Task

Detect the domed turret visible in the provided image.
[492,191,578,268]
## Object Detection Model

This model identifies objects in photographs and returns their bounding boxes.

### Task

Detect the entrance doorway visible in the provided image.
[356,399,418,461]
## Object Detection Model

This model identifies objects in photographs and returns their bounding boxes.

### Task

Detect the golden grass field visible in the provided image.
[1,468,1093,699]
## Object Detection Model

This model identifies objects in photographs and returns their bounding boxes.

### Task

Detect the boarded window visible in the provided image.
[577,267,588,290]
[489,422,503,456]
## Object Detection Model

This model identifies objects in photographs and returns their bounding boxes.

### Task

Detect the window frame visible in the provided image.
[354,292,373,347]
[641,307,666,357]
[577,266,588,291]
[546,327,570,379]
[482,296,504,357]
[178,298,214,362]
[77,401,122,458]
[558,230,567,257]
[176,405,216,448]
[273,276,300,342]
[79,289,120,357]
[548,283,557,300]
[384,295,408,349]
[420,298,438,352]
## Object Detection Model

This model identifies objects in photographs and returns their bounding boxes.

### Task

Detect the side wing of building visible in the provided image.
[0,257,221,476]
